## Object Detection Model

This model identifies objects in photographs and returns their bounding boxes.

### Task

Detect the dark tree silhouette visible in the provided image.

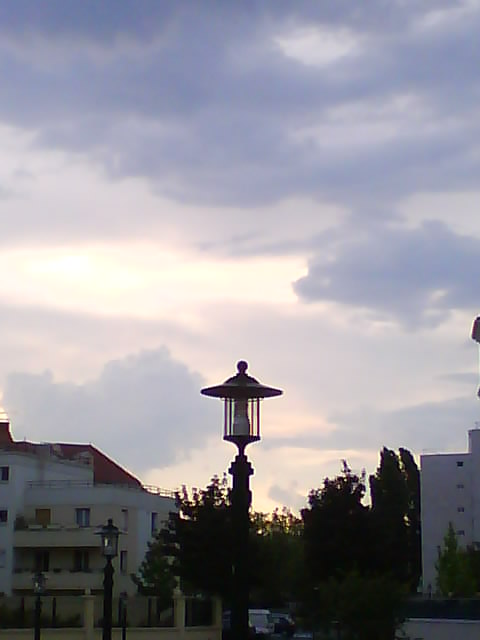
[301,462,373,584]
[250,508,304,607]
[370,447,420,591]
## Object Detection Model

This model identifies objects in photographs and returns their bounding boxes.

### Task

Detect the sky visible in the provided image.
[1,0,480,513]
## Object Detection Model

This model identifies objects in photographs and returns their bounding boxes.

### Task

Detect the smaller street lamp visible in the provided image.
[97,518,120,640]
[32,571,46,640]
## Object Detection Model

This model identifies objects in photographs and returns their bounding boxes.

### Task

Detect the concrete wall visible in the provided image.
[0,594,221,640]
[0,628,220,640]
[420,446,472,592]
[0,450,92,596]
[400,618,480,639]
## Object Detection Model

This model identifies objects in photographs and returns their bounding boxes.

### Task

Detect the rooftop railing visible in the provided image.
[25,479,176,498]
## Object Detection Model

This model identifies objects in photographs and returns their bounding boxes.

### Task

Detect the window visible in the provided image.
[35,509,51,527]
[151,512,158,535]
[73,550,89,572]
[120,550,128,574]
[457,483,465,489]
[34,551,49,572]
[121,509,128,531]
[0,549,6,568]
[75,508,90,527]
[457,460,464,467]
[457,530,465,536]
[0,510,7,525]
[0,467,8,482]
[458,506,465,512]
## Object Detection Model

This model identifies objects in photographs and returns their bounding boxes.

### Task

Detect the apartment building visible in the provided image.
[420,427,480,593]
[0,420,175,597]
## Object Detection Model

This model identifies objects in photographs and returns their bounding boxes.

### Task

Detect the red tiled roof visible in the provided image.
[0,421,142,488]
[0,421,13,444]
[57,443,142,487]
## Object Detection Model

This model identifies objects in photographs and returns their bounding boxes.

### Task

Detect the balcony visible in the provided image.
[14,525,99,548]
[12,568,103,592]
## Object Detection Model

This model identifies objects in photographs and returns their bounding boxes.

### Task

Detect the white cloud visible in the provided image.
[274,26,362,67]
[2,347,217,473]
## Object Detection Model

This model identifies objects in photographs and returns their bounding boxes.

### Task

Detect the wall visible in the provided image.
[0,628,220,640]
[400,618,480,640]
[420,450,471,592]
[0,594,221,640]
[0,450,92,596]
[20,484,175,595]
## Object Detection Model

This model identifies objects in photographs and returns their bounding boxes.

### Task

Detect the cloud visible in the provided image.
[2,347,218,474]
[263,394,478,456]
[0,0,477,220]
[267,483,305,512]
[294,221,480,328]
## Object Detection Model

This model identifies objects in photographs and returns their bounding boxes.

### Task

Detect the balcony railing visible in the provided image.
[12,568,104,591]
[25,479,176,498]
[14,526,102,548]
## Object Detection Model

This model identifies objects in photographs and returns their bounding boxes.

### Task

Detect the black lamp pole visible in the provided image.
[229,448,253,640]
[202,361,282,640]
[34,592,42,640]
[97,518,120,640]
[32,571,45,640]
[103,556,114,640]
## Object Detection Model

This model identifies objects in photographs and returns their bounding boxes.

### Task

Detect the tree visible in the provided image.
[162,474,233,598]
[399,447,422,591]
[141,474,304,605]
[369,447,420,590]
[310,573,405,640]
[250,508,304,607]
[435,522,476,597]
[133,531,177,603]
[301,462,373,584]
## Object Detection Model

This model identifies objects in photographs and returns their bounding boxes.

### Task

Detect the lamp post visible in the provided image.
[201,361,282,640]
[97,518,120,640]
[32,571,46,640]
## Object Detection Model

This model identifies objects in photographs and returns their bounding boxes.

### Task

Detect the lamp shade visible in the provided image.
[33,571,46,594]
[201,361,282,448]
[97,518,119,559]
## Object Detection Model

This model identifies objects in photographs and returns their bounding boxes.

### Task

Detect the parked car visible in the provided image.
[249,609,275,638]
[271,613,296,637]
[222,609,274,639]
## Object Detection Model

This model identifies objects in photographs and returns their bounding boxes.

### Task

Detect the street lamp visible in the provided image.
[97,518,120,640]
[32,571,46,640]
[201,361,282,640]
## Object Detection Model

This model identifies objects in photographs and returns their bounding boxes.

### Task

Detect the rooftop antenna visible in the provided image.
[471,316,480,399]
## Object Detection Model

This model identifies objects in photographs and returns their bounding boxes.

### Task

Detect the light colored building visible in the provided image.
[420,427,480,593]
[0,419,175,597]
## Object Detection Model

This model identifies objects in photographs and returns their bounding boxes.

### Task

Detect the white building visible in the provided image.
[420,427,480,593]
[0,419,175,597]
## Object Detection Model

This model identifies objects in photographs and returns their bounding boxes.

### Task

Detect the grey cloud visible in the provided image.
[294,221,480,327]
[437,371,478,386]
[263,394,478,456]
[0,1,463,42]
[267,484,306,512]
[3,347,218,474]
[0,302,204,384]
[0,1,175,43]
[0,0,477,238]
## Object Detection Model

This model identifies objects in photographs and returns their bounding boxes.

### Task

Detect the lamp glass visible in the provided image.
[100,519,119,559]
[33,571,46,594]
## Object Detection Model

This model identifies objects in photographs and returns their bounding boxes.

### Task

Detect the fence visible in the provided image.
[0,592,221,640]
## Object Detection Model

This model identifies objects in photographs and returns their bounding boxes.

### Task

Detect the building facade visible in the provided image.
[420,428,480,593]
[0,420,175,597]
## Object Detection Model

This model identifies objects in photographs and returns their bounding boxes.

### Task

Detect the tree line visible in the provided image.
[134,447,421,640]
